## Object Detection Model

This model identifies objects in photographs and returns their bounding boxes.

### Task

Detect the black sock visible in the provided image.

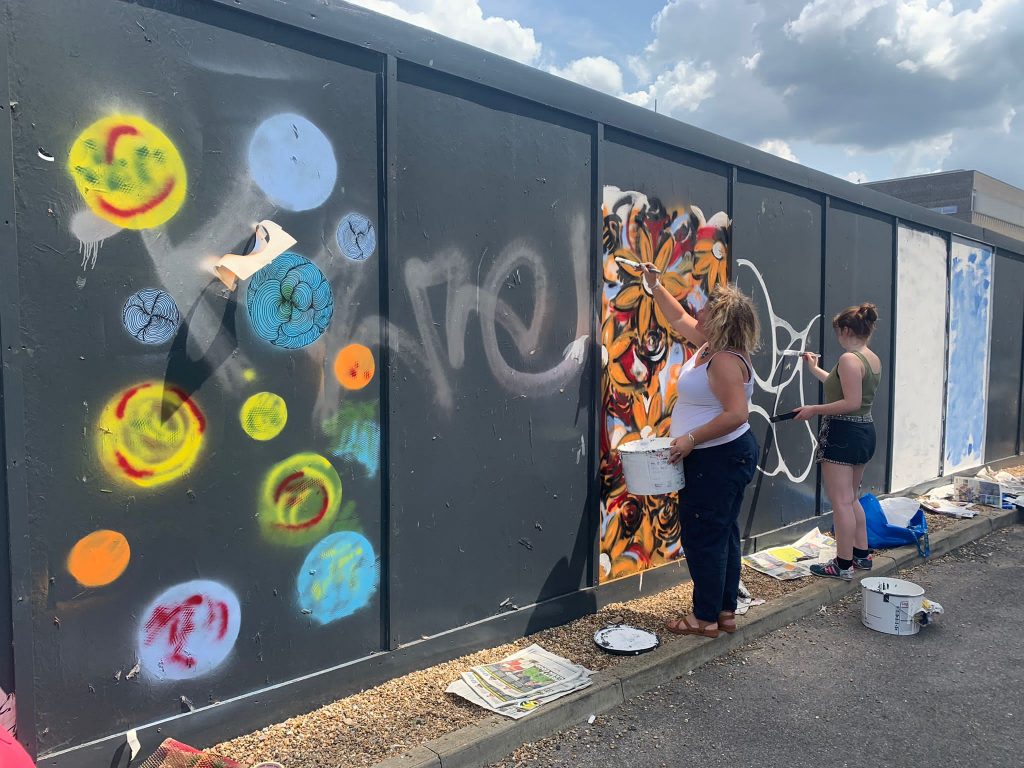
[837,556,854,570]
[853,547,870,559]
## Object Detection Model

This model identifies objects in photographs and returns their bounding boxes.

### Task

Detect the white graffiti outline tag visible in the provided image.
[736,258,821,482]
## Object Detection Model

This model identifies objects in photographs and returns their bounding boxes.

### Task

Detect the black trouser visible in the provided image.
[679,430,759,622]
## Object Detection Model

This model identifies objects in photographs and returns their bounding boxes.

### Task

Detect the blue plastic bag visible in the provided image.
[861,493,930,557]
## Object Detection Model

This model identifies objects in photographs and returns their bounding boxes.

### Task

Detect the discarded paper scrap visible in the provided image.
[214,220,297,291]
[446,644,592,719]
[919,498,978,518]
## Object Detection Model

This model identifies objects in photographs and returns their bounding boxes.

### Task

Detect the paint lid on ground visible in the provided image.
[593,624,659,656]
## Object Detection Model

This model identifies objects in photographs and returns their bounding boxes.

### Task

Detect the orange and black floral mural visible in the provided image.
[599,186,732,582]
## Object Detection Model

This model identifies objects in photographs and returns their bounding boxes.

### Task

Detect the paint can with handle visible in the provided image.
[617,437,685,495]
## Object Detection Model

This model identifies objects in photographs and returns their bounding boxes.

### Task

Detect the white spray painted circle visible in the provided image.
[137,579,241,681]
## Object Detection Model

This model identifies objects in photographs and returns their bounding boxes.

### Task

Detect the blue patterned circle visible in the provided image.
[247,253,334,349]
[336,213,376,262]
[122,289,180,345]
[296,531,379,624]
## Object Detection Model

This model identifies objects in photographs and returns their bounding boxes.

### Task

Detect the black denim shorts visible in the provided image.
[816,415,876,466]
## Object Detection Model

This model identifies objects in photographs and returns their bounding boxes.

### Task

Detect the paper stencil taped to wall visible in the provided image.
[214,220,296,291]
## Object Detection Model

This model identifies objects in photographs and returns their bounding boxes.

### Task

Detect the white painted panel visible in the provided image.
[890,227,947,491]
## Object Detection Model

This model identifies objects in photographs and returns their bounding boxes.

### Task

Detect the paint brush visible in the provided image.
[770,411,798,423]
[614,256,661,274]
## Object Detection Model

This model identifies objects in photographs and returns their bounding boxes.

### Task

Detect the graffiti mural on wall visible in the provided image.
[599,186,730,582]
[55,105,380,705]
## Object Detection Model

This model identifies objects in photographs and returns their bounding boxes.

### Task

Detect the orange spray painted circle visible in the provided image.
[333,344,375,390]
[67,530,131,587]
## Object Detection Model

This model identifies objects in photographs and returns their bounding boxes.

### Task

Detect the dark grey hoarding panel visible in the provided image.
[733,172,824,531]
[388,65,594,644]
[986,253,1024,462]
[9,0,383,755]
[823,201,894,496]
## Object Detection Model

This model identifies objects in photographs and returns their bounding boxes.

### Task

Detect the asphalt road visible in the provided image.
[495,524,1024,768]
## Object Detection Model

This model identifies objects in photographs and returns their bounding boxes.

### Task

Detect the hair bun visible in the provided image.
[857,303,879,323]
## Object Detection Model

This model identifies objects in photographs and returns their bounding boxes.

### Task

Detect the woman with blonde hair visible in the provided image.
[641,264,760,638]
[795,303,881,580]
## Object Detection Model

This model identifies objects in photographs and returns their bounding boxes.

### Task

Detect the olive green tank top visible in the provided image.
[823,351,880,416]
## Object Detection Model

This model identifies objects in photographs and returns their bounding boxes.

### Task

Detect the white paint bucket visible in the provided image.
[860,577,926,636]
[617,437,685,496]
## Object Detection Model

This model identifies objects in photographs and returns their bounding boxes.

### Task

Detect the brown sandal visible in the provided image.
[718,611,737,634]
[665,614,720,638]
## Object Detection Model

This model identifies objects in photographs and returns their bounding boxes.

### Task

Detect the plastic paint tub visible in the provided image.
[860,577,926,636]
[617,437,685,496]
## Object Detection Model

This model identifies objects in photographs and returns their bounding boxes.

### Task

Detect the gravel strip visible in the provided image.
[213,497,1006,768]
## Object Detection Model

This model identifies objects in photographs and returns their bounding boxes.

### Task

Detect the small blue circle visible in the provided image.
[248,113,337,211]
[122,289,180,345]
[296,532,379,624]
[247,253,334,349]
[336,213,377,262]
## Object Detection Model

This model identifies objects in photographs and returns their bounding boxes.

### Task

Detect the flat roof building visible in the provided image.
[865,170,1024,244]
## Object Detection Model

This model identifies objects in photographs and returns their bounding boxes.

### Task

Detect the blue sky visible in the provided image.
[349,0,1024,189]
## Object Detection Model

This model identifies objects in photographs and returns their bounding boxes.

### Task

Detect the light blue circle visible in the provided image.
[248,113,337,211]
[336,213,377,262]
[296,532,379,624]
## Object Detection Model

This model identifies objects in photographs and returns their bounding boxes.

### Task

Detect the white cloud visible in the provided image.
[757,139,800,163]
[884,0,1024,79]
[785,0,887,41]
[345,0,542,65]
[1003,107,1017,134]
[548,56,624,96]
[845,171,869,183]
[891,132,955,177]
[742,51,763,70]
[635,61,718,114]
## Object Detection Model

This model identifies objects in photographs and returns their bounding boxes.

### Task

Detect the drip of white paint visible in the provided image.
[735,258,821,483]
[562,335,590,364]
[70,209,122,269]
[126,728,141,760]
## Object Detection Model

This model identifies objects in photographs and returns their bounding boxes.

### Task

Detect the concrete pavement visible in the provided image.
[493,525,1024,768]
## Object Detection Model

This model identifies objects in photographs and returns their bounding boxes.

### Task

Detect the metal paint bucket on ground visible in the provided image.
[617,437,685,496]
[860,577,941,636]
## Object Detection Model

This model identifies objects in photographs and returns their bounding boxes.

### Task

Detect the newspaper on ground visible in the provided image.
[742,551,810,580]
[743,527,837,580]
[446,644,593,719]
[792,527,837,563]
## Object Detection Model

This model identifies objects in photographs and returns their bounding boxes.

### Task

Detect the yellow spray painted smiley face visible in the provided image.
[68,115,187,230]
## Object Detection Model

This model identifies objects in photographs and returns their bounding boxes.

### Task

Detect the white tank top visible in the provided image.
[670,348,754,448]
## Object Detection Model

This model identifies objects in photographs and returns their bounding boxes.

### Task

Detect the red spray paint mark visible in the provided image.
[105,124,140,163]
[98,178,175,220]
[116,451,154,479]
[144,593,230,670]
[272,472,330,531]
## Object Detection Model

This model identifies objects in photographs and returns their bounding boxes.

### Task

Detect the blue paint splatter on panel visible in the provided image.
[336,213,377,261]
[322,401,380,477]
[247,252,334,349]
[248,113,337,211]
[944,242,993,471]
[122,288,180,344]
[296,531,379,624]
